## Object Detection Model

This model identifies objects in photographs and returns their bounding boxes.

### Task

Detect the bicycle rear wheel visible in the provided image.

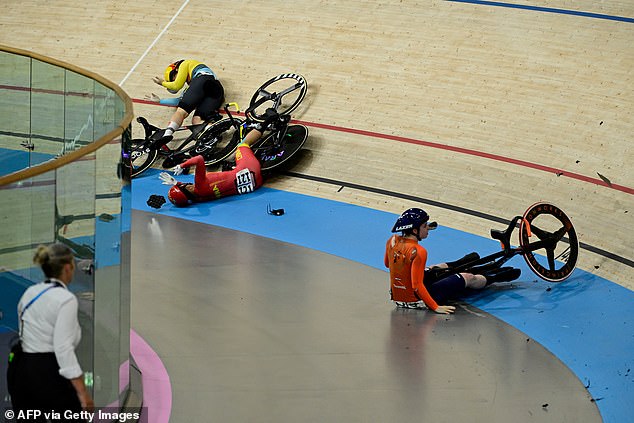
[519,202,579,282]
[196,117,245,165]
[248,74,307,120]
[130,139,158,178]
[253,124,308,171]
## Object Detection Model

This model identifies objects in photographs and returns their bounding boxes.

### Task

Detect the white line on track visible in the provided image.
[119,0,191,86]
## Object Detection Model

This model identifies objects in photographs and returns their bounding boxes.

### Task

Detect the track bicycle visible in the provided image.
[180,72,309,172]
[129,109,234,178]
[130,73,308,177]
[431,202,579,283]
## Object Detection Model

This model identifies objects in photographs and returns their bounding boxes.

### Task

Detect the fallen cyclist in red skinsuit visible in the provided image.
[147,109,280,208]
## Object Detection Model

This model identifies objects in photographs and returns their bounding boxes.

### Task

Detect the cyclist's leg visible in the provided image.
[424,252,481,282]
[169,108,189,129]
[425,274,469,304]
[234,143,263,188]
[174,77,209,126]
[151,108,186,141]
[461,273,487,289]
[445,252,480,269]
[191,77,224,124]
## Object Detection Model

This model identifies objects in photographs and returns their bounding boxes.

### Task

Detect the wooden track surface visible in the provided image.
[1,0,632,288]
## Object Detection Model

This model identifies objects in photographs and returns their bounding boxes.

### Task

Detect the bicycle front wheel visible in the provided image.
[519,202,579,282]
[130,139,158,178]
[248,74,307,120]
[254,124,308,171]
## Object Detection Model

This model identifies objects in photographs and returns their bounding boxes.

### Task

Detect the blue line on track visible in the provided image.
[446,0,634,23]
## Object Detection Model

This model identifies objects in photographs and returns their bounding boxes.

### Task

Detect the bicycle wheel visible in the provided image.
[195,117,245,165]
[253,124,308,171]
[248,74,307,120]
[130,139,158,178]
[518,202,579,282]
[161,123,220,169]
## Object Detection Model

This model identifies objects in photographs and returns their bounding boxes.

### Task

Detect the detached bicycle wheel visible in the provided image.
[248,74,307,120]
[130,139,158,178]
[254,124,308,171]
[519,202,579,282]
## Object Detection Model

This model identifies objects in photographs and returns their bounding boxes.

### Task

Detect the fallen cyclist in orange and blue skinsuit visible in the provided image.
[385,208,521,314]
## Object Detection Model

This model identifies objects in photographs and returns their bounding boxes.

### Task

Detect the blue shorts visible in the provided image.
[424,273,467,305]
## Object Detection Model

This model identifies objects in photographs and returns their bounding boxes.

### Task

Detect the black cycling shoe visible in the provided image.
[446,252,480,269]
[469,261,501,275]
[484,267,521,285]
[150,129,173,143]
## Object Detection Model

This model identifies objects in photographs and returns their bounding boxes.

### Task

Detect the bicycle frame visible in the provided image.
[444,216,525,275]
[438,203,578,282]
[135,116,209,155]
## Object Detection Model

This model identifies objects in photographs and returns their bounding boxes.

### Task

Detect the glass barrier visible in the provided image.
[0,45,134,409]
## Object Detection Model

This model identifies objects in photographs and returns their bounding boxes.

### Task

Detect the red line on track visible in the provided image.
[293,119,634,195]
[131,97,630,196]
[2,84,624,194]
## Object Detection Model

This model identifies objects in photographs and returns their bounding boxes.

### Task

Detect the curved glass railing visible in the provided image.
[0,45,135,409]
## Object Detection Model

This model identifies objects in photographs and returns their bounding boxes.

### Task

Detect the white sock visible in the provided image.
[165,121,179,136]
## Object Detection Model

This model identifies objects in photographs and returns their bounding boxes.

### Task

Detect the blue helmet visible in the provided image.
[391,208,430,233]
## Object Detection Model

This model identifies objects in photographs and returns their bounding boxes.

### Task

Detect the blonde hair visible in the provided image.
[33,243,74,278]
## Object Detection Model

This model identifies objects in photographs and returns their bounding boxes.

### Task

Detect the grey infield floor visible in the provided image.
[131,210,599,423]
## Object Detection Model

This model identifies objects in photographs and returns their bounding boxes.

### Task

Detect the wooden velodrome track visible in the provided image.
[2,0,631,288]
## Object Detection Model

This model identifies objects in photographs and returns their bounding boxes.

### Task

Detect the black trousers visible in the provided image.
[8,352,83,422]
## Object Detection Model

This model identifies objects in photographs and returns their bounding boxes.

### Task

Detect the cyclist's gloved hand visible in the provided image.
[250,108,281,132]
[144,93,161,103]
[172,165,183,176]
[262,108,281,130]
[159,172,177,185]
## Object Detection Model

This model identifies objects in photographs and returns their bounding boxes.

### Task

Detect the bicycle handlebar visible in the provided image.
[246,81,304,118]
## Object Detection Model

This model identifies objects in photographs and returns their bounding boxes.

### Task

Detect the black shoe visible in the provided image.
[446,252,480,269]
[484,267,521,285]
[469,261,501,275]
[150,129,173,143]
